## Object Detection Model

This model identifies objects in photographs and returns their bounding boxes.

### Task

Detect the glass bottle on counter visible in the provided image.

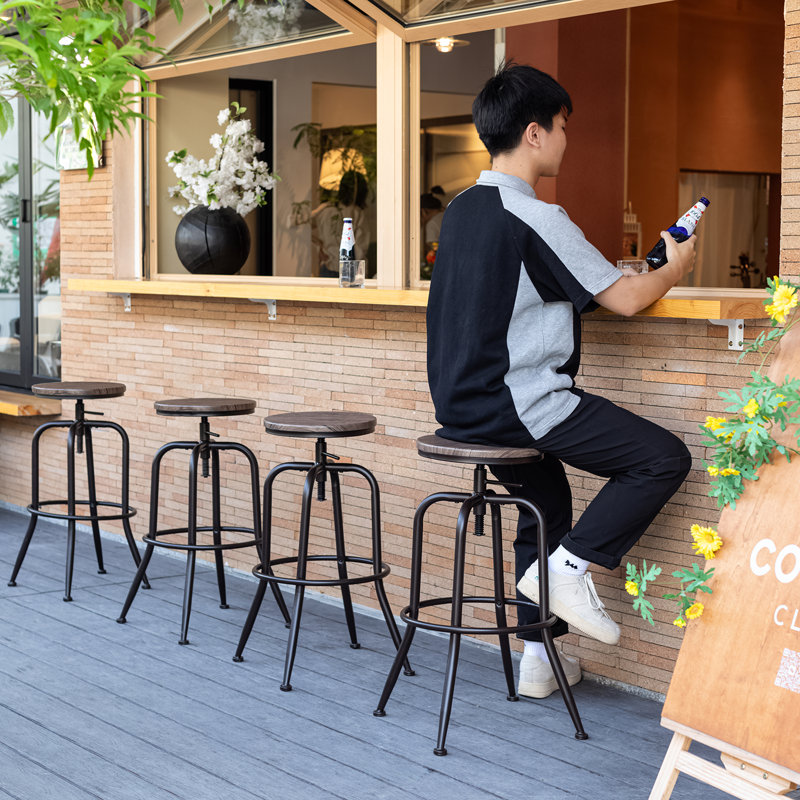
[338,217,364,287]
[645,197,710,269]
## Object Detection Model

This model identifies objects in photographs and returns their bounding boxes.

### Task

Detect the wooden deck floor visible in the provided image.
[0,506,783,800]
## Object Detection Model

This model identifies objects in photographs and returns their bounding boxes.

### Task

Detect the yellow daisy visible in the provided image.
[718,467,740,477]
[742,398,759,418]
[703,416,727,432]
[691,525,723,558]
[777,394,787,407]
[625,580,639,596]
[765,281,798,324]
[673,618,686,628]
[706,465,719,476]
[685,602,704,620]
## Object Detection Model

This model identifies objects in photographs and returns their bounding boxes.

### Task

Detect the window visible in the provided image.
[0,100,61,388]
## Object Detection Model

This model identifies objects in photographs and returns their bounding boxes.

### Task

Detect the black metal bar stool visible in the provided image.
[117,397,290,645]
[233,411,413,691]
[7,381,147,602]
[373,434,587,755]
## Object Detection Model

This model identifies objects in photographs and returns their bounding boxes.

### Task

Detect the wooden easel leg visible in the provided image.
[649,732,692,800]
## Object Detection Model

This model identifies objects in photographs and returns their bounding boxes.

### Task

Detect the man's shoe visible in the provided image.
[518,649,582,699]
[517,561,621,645]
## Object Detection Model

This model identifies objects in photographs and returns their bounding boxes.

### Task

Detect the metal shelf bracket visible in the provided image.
[249,298,277,320]
[111,293,131,312]
[708,318,744,350]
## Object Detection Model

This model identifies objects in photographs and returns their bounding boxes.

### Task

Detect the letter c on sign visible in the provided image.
[775,605,789,625]
[775,544,800,584]
[750,538,776,576]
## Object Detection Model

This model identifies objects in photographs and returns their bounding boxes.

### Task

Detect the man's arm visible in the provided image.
[594,233,697,317]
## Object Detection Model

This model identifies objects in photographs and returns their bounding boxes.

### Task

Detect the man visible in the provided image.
[426,63,696,700]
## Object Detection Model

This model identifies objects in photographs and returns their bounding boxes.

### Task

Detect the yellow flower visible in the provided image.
[685,602,704,619]
[707,465,719,476]
[718,467,740,477]
[704,416,727,432]
[777,394,787,407]
[625,580,639,596]
[765,281,798,324]
[691,525,723,558]
[673,618,686,628]
[742,398,759,418]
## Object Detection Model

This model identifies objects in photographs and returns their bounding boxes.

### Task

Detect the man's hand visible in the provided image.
[594,234,697,317]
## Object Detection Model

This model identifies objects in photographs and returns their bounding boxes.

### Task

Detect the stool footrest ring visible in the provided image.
[253,554,390,587]
[143,526,257,551]
[400,596,559,636]
[28,500,137,524]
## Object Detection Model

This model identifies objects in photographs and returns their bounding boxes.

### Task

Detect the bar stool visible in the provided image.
[233,411,414,691]
[373,434,588,755]
[117,398,290,644]
[7,381,148,602]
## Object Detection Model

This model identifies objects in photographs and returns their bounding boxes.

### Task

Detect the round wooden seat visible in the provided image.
[32,381,126,399]
[263,411,376,438]
[154,397,256,417]
[416,434,541,465]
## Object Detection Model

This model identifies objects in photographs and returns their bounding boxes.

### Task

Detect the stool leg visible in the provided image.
[117,442,180,623]
[178,446,202,645]
[8,515,38,587]
[489,501,518,701]
[281,465,319,691]
[516,496,588,741]
[63,422,79,602]
[100,420,150,589]
[374,494,442,716]
[329,471,359,649]
[82,425,106,575]
[434,497,476,756]
[343,463,414,675]
[210,448,228,609]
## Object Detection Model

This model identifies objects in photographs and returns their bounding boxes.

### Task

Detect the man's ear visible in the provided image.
[523,121,540,148]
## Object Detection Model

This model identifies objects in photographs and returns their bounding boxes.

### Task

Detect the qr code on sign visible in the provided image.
[775,648,800,694]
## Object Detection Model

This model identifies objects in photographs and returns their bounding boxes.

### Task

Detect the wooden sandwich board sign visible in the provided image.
[650,325,800,799]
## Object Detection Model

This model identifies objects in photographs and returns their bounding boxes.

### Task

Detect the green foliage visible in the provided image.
[625,560,661,625]
[702,278,800,509]
[0,0,186,175]
[292,121,377,189]
[663,563,715,624]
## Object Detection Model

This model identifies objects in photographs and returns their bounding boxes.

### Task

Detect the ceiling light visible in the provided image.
[427,36,469,54]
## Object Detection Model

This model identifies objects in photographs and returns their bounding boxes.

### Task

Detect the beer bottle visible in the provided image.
[645,197,710,269]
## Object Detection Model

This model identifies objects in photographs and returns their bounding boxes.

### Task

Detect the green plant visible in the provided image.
[624,560,661,625]
[663,562,715,628]
[292,121,377,189]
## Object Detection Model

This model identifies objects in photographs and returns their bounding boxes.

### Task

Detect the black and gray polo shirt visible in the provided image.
[427,170,621,446]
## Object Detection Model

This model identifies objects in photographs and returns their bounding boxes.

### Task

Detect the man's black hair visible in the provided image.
[472,62,572,158]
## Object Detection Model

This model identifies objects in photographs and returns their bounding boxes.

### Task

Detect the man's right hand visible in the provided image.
[662,231,696,279]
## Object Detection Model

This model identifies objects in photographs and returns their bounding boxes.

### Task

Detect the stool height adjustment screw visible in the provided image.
[314,439,340,501]
[198,417,219,478]
[472,464,487,536]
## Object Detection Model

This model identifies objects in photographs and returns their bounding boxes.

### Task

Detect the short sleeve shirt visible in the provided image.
[427,170,621,445]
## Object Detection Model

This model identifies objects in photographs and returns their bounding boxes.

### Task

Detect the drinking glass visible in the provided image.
[339,259,366,288]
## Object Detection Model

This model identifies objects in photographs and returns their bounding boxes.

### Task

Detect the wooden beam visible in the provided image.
[0,390,61,417]
[305,0,377,38]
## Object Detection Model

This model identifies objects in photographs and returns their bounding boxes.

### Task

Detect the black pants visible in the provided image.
[490,390,692,641]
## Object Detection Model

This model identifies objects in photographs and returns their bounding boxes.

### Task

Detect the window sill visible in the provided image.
[0,389,61,417]
[68,278,767,318]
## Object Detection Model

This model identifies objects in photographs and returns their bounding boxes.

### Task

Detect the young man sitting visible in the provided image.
[426,63,696,699]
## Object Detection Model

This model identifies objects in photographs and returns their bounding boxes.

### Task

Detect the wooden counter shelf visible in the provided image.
[0,390,61,417]
[68,279,768,320]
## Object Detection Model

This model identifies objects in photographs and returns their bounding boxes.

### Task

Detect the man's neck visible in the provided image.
[490,153,539,191]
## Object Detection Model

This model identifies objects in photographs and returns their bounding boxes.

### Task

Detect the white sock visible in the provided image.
[548,545,590,576]
[523,640,548,661]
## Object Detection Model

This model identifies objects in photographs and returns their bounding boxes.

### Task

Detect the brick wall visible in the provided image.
[0,9,795,695]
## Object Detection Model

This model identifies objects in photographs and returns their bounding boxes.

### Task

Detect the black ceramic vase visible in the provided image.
[174,205,251,275]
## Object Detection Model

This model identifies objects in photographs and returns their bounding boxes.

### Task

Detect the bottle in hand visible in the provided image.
[645,197,710,269]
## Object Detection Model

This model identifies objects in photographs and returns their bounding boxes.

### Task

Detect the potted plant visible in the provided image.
[166,102,277,275]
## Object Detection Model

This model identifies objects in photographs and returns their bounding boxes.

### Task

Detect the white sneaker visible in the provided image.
[517,561,621,645]
[518,649,582,699]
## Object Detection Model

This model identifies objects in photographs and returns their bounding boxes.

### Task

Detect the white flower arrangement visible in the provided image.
[166,103,278,218]
[228,0,304,47]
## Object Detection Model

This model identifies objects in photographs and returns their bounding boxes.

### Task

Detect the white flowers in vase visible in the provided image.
[166,103,278,218]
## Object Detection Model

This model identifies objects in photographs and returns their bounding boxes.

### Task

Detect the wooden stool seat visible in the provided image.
[264,411,376,438]
[417,434,541,465]
[32,381,126,399]
[154,397,256,417]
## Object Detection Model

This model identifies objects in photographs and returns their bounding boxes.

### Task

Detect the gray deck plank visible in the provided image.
[2,507,796,800]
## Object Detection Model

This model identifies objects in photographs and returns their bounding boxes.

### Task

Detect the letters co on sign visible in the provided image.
[750,538,800,630]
